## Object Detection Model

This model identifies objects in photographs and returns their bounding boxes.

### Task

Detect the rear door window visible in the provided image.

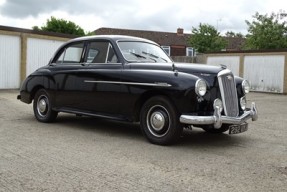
[56,42,84,64]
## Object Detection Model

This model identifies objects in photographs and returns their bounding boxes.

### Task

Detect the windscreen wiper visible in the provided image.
[130,52,156,62]
[130,52,146,59]
[142,51,168,62]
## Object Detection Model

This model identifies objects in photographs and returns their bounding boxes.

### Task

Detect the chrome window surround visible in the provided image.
[217,69,239,117]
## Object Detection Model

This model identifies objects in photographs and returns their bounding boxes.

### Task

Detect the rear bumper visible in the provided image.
[17,91,32,104]
[180,102,258,128]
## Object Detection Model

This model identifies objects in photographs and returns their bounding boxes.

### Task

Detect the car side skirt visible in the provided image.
[54,107,130,122]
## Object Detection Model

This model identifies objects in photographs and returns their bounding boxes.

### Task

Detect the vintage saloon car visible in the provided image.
[18,35,258,145]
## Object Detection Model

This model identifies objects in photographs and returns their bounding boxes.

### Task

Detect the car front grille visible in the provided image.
[217,69,239,117]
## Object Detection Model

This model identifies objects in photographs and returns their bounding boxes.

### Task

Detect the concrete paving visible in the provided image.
[0,90,286,192]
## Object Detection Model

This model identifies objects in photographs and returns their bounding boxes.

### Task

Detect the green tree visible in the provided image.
[244,12,287,50]
[32,16,85,36]
[189,23,227,53]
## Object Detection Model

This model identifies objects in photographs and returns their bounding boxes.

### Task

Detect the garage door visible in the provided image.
[244,55,285,93]
[207,56,240,76]
[26,38,66,76]
[0,35,20,89]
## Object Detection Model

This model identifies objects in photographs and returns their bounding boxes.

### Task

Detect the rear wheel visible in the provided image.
[33,89,58,123]
[140,96,183,145]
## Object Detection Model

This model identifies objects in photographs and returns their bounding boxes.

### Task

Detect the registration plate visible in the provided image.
[229,123,248,134]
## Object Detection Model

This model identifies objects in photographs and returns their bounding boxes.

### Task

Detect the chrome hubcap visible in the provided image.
[146,105,170,138]
[38,99,47,113]
[150,112,165,131]
[37,95,49,117]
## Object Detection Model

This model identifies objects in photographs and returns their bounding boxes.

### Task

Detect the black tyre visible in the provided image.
[140,96,183,145]
[33,89,58,123]
[202,124,230,134]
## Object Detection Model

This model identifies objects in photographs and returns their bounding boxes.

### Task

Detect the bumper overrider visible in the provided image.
[180,102,258,129]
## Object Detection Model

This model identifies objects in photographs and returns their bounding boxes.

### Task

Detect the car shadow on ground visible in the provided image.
[55,114,143,138]
[49,113,250,148]
[178,128,249,149]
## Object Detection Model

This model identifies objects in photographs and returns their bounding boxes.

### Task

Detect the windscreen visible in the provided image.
[118,41,172,63]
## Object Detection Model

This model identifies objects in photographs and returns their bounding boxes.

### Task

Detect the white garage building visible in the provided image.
[0,25,287,94]
[0,26,74,89]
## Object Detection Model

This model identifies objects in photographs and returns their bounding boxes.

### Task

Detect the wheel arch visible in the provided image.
[132,90,178,122]
[30,85,45,101]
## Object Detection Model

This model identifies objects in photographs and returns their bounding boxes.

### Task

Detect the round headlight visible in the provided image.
[195,79,207,96]
[213,98,223,113]
[242,80,251,94]
[240,96,247,110]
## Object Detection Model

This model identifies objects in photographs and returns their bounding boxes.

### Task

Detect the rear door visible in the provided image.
[49,41,86,109]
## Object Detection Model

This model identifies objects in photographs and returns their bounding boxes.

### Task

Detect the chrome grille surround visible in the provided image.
[217,69,239,117]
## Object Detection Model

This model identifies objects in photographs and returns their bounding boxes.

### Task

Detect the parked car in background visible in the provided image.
[18,35,258,145]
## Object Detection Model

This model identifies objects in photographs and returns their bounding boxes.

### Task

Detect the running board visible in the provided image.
[54,107,128,121]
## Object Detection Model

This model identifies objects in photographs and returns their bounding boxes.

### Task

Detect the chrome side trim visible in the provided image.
[84,80,172,87]
[180,102,258,129]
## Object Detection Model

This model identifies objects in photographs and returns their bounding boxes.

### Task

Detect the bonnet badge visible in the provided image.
[227,75,233,81]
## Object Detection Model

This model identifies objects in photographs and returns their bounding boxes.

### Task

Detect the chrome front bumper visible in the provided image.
[180,102,258,129]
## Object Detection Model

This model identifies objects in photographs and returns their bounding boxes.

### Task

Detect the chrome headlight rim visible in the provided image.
[213,98,223,113]
[240,96,247,110]
[242,80,251,94]
[195,79,207,97]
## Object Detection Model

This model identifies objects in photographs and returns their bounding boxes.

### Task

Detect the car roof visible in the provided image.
[68,35,158,45]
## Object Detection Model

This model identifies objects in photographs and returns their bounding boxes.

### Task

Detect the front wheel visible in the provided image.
[33,89,58,123]
[140,96,183,145]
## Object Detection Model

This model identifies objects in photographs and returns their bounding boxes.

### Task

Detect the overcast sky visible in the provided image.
[0,0,286,35]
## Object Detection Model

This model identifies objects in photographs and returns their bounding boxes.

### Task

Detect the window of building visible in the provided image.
[186,47,195,57]
[161,46,170,56]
